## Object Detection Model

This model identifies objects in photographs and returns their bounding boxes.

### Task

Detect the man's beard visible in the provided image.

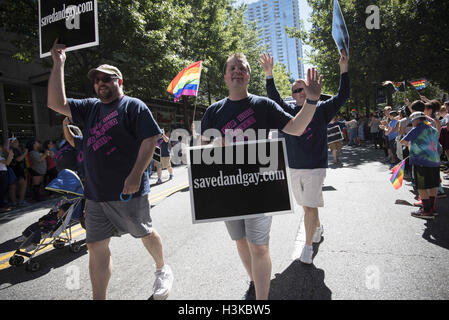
[97,86,113,100]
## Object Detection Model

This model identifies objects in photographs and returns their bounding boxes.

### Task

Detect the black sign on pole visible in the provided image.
[327,125,344,144]
[38,0,99,58]
[153,146,161,163]
[187,139,294,224]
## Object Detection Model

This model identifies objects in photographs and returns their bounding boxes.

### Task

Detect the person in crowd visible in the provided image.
[401,108,440,219]
[47,39,173,300]
[380,109,400,166]
[438,103,449,126]
[346,116,358,146]
[0,141,14,210]
[61,117,85,179]
[260,50,349,268]
[27,139,48,202]
[8,138,29,207]
[43,140,58,185]
[328,117,345,165]
[358,116,366,145]
[368,113,381,149]
[154,128,174,184]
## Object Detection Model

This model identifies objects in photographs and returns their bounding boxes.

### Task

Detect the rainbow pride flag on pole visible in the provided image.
[167,61,202,102]
[390,159,406,190]
[409,78,428,91]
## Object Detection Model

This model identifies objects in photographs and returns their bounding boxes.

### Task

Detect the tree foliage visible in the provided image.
[286,0,449,115]
[0,0,268,106]
[272,62,293,99]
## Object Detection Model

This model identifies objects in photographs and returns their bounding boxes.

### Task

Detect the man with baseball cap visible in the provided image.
[47,40,173,300]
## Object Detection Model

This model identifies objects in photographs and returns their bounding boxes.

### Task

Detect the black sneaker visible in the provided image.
[242,281,256,300]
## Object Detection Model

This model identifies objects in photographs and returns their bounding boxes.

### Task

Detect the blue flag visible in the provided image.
[332,0,349,55]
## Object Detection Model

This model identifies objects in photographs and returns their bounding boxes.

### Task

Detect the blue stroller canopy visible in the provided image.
[45,169,84,197]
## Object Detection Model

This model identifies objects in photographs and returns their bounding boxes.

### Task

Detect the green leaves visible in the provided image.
[1,0,270,106]
[295,0,449,114]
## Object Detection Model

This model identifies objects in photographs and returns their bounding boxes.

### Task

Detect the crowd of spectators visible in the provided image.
[0,118,85,213]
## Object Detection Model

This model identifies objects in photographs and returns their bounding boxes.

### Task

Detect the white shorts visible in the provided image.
[290,168,326,208]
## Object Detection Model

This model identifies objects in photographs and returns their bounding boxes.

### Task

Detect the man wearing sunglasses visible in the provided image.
[47,40,173,300]
[260,50,350,265]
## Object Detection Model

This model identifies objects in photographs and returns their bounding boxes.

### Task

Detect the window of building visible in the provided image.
[3,84,35,141]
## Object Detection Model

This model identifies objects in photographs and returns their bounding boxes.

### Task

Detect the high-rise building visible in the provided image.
[245,0,304,80]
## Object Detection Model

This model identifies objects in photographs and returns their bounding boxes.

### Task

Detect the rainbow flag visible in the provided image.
[382,80,405,92]
[409,78,428,91]
[390,159,406,190]
[167,61,202,102]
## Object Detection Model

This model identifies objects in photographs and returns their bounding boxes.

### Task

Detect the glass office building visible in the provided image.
[245,0,304,80]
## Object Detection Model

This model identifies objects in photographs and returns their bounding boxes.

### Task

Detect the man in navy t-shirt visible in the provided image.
[201,52,322,300]
[46,40,173,300]
[260,50,350,265]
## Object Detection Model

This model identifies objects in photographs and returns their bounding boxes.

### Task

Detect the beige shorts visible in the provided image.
[328,140,343,151]
[154,157,172,169]
[290,168,326,208]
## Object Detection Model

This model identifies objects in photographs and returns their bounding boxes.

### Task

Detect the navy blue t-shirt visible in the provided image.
[201,94,292,139]
[73,136,85,179]
[68,95,161,201]
[157,139,171,157]
[266,73,350,169]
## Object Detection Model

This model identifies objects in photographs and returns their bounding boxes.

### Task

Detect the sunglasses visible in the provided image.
[292,87,304,94]
[94,76,119,84]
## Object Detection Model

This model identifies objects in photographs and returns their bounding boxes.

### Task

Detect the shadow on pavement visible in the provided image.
[0,240,87,288]
[422,188,449,250]
[0,238,22,255]
[269,241,331,300]
[0,197,61,225]
[338,144,387,168]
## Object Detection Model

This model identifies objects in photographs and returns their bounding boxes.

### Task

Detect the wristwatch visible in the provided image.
[306,98,318,105]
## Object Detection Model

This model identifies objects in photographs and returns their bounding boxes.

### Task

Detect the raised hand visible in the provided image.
[302,68,323,101]
[50,38,66,66]
[339,49,349,74]
[259,53,274,76]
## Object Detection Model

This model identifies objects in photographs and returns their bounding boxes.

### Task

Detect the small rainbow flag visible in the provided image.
[409,78,428,91]
[167,61,202,102]
[390,159,406,190]
[382,80,405,92]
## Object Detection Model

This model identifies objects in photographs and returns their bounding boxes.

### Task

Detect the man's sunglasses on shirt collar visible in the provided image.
[292,87,304,94]
[93,75,120,84]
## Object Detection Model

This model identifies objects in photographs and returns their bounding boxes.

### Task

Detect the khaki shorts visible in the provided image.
[328,140,343,151]
[290,168,326,208]
[154,157,172,169]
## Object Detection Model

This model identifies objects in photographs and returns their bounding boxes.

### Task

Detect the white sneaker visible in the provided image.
[153,265,173,300]
[312,225,324,243]
[299,245,313,264]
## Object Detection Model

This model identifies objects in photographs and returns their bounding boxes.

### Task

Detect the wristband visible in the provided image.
[306,98,318,105]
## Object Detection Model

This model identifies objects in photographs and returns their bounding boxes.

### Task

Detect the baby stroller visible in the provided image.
[9,169,85,272]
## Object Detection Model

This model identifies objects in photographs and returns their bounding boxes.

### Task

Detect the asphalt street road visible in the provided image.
[0,144,448,300]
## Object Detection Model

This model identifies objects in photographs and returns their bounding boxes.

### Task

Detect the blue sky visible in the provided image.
[238,0,313,75]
